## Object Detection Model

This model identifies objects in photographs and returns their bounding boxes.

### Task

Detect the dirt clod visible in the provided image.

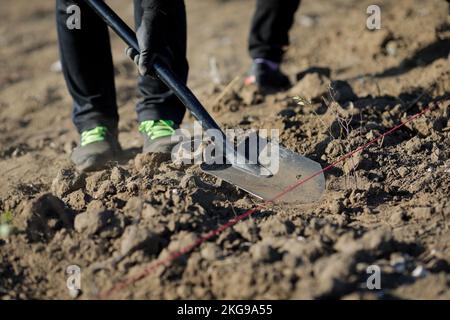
[51,167,85,198]
[134,152,170,175]
[1,0,449,300]
[412,207,433,220]
[73,202,117,237]
[120,225,160,256]
[123,197,143,219]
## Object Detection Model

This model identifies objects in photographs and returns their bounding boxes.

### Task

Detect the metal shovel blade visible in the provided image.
[201,141,325,204]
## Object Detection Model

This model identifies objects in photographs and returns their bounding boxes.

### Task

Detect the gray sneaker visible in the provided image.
[139,120,178,154]
[71,126,121,172]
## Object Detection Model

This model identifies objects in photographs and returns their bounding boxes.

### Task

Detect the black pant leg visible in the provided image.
[134,0,188,125]
[249,0,301,63]
[56,0,118,133]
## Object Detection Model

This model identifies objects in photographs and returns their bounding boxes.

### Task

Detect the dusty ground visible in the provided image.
[1,0,450,299]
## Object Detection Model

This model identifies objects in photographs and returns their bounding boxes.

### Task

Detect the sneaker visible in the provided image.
[139,120,178,154]
[71,126,120,172]
[244,59,291,94]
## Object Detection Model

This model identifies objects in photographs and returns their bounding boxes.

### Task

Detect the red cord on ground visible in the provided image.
[99,104,434,299]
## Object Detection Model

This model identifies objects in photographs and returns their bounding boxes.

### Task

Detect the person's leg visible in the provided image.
[57,0,120,172]
[246,0,301,93]
[133,0,188,126]
[248,0,301,63]
[56,0,118,133]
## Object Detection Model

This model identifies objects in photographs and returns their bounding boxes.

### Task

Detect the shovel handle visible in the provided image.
[84,0,266,176]
[84,0,223,134]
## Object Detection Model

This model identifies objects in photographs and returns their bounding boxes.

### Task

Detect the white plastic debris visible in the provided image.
[412,265,428,278]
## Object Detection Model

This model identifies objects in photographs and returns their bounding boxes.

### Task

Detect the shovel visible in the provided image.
[84,0,325,204]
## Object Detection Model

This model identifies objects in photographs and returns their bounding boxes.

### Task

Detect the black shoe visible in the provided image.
[245,60,291,94]
[71,126,121,172]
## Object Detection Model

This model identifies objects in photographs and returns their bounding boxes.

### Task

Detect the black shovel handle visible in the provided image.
[84,0,223,134]
[84,0,266,176]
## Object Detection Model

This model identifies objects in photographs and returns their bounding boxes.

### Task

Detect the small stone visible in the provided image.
[134,152,170,174]
[250,242,280,263]
[68,288,81,299]
[17,193,73,241]
[86,200,106,213]
[411,265,427,278]
[64,190,87,211]
[360,229,393,253]
[120,225,160,256]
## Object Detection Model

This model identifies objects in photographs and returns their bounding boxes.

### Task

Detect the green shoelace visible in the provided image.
[139,120,175,140]
[81,126,108,146]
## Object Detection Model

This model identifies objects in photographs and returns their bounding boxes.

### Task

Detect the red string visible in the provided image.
[99,104,434,299]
